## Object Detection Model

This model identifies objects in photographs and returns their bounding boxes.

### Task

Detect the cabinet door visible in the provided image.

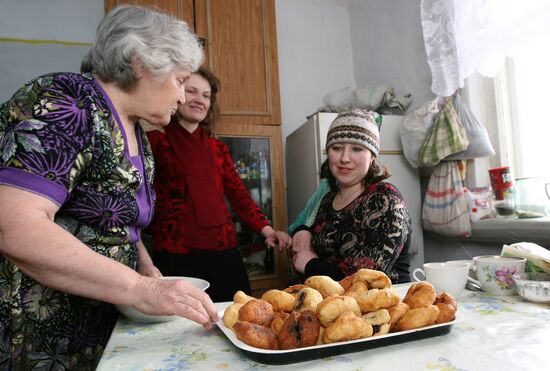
[104,0,195,29]
[215,124,288,295]
[195,0,281,126]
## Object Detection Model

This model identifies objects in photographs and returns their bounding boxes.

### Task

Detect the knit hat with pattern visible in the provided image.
[325,109,382,157]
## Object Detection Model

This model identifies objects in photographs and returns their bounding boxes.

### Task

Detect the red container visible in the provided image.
[488,166,513,200]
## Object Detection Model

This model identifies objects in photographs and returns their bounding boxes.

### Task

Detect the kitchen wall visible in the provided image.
[0,0,103,102]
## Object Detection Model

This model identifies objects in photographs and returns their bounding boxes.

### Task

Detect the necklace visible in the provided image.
[332,187,364,210]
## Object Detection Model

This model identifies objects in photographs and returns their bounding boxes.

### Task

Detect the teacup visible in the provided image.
[446,260,476,279]
[471,255,527,296]
[412,262,470,299]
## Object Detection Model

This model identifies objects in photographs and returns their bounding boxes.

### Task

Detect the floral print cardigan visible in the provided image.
[0,72,155,370]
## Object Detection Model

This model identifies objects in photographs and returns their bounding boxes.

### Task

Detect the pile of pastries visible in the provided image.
[222,268,458,350]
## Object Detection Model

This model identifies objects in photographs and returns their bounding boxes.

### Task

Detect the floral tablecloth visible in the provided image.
[97,283,550,371]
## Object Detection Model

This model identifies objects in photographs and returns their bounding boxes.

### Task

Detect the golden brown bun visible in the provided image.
[316,295,361,327]
[283,284,308,296]
[293,287,323,312]
[304,275,345,298]
[352,268,392,289]
[277,310,320,349]
[393,304,440,332]
[238,299,274,326]
[339,275,354,291]
[323,311,373,344]
[270,311,290,335]
[261,289,296,312]
[344,280,369,297]
[350,288,401,313]
[388,301,410,330]
[362,309,391,336]
[433,292,457,324]
[222,302,244,331]
[402,282,437,309]
[233,320,279,350]
[234,290,255,304]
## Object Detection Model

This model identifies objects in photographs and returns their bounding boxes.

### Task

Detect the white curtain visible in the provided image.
[421,0,550,97]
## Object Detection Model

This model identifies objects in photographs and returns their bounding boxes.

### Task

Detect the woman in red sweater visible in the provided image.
[146,68,291,301]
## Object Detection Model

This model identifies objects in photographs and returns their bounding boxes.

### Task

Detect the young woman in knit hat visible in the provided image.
[291,109,412,283]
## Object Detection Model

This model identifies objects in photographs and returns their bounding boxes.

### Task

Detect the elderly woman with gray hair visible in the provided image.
[0,5,217,369]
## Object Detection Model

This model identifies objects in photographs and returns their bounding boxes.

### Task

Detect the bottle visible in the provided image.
[258,151,269,179]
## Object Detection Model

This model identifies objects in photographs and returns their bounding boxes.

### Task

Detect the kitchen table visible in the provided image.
[97,283,549,370]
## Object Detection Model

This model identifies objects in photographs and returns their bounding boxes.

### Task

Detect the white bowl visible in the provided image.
[116,276,210,323]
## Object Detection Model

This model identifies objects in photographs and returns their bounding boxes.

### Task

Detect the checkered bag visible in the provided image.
[418,97,469,167]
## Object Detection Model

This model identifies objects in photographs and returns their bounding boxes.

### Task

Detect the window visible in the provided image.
[493,34,550,180]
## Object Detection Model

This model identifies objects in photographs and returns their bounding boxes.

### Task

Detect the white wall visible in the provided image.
[349,0,433,107]
[275,0,356,141]
[0,0,103,102]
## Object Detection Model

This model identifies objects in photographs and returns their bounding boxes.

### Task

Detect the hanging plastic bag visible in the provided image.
[418,97,469,167]
[422,161,472,237]
[444,94,495,160]
[399,98,440,168]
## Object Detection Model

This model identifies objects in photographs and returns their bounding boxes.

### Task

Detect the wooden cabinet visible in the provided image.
[104,0,287,296]
[104,0,195,25]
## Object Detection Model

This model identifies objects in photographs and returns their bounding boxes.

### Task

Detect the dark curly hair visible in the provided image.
[320,156,390,191]
[171,67,220,135]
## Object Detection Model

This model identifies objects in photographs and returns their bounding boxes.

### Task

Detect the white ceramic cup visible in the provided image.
[412,262,470,299]
[471,255,527,296]
[446,259,476,279]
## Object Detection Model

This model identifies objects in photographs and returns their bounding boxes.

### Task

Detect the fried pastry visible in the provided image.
[270,311,290,335]
[352,268,392,289]
[393,304,440,332]
[293,287,323,312]
[433,292,457,324]
[323,311,373,344]
[350,288,400,313]
[261,289,296,312]
[234,290,255,304]
[388,301,410,330]
[222,302,244,331]
[402,282,437,309]
[283,284,308,297]
[362,308,391,336]
[344,280,369,297]
[304,275,345,298]
[238,299,274,326]
[316,295,361,327]
[233,320,279,350]
[276,310,320,349]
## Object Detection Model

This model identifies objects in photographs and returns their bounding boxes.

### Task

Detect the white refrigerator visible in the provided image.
[285,113,424,266]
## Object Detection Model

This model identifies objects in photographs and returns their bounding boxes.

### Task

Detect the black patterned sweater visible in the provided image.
[304,181,412,283]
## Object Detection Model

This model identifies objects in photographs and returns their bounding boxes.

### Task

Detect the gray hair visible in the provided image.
[81,5,203,89]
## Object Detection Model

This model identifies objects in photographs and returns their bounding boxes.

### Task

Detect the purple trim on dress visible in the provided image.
[128,155,152,243]
[0,167,68,205]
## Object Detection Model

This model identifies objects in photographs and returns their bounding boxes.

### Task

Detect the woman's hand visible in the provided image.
[293,249,318,274]
[261,226,292,251]
[136,240,162,278]
[133,276,218,329]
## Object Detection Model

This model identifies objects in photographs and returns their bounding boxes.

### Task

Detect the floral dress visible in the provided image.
[0,72,155,370]
[307,181,412,283]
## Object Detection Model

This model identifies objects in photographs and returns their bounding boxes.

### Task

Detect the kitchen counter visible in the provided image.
[97,283,549,370]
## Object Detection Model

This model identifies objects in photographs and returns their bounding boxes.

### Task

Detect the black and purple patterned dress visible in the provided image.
[306,181,412,283]
[0,72,155,370]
